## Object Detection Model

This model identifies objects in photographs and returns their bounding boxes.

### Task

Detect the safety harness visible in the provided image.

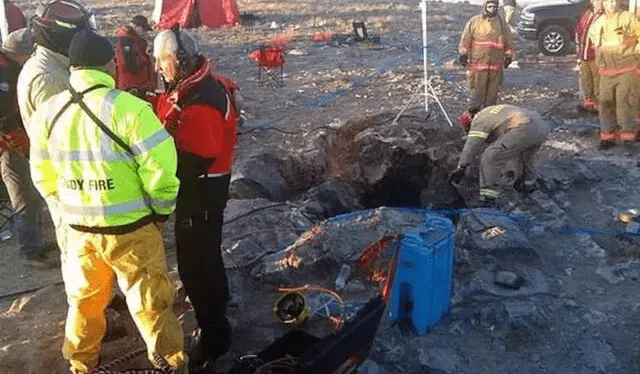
[46,84,135,159]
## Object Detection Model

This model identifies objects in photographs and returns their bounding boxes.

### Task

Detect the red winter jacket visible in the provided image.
[154,57,237,179]
[576,9,601,61]
[114,26,155,92]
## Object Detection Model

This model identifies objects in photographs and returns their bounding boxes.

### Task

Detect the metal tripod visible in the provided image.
[390,0,454,126]
[420,0,453,127]
[391,78,454,127]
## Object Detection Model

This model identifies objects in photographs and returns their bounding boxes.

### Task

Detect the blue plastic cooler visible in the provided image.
[387,214,455,336]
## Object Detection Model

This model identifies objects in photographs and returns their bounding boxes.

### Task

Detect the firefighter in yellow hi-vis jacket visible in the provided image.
[458,0,515,126]
[29,31,186,374]
[588,0,640,150]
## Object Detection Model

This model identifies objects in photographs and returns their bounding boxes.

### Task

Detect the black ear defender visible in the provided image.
[170,23,188,68]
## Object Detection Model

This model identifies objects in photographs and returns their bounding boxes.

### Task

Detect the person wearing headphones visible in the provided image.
[114,15,156,98]
[152,26,238,373]
[449,104,550,205]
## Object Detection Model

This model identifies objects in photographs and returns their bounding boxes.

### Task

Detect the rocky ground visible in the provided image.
[2,0,640,373]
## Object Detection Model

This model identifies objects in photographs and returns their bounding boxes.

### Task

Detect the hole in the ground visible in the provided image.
[230,111,469,219]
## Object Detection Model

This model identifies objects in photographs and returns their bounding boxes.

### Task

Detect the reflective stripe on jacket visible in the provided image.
[588,10,640,75]
[458,104,543,167]
[459,14,514,72]
[30,69,180,229]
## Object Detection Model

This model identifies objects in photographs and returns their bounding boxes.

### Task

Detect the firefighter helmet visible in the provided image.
[32,0,96,56]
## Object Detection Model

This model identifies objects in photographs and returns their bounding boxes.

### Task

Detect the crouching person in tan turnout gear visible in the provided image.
[588,0,640,150]
[449,104,551,205]
[29,30,187,374]
[457,0,515,126]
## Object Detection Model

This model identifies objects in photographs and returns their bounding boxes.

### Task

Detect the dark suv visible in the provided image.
[517,0,591,56]
[517,0,630,56]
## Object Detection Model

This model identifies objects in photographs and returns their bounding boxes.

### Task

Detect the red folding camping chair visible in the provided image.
[249,43,286,87]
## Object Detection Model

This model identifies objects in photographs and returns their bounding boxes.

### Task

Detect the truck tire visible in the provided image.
[539,25,571,56]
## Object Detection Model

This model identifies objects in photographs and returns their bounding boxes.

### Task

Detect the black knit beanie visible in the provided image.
[68,30,115,67]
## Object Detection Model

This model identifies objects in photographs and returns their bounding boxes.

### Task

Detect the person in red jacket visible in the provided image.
[152,26,237,373]
[575,0,603,112]
[114,15,155,98]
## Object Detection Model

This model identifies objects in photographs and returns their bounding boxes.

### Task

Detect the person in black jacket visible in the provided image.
[153,28,238,373]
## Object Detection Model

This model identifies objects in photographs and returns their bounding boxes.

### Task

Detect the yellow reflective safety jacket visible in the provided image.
[588,10,640,75]
[30,69,180,233]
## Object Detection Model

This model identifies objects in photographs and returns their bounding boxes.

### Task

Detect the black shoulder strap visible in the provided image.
[47,84,104,139]
[48,84,136,159]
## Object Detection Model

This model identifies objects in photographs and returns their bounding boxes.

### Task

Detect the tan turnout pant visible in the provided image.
[468,70,503,113]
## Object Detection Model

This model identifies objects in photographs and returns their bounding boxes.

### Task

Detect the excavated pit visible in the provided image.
[229,111,468,219]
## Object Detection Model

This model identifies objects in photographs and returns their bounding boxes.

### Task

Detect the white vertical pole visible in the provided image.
[421,0,429,113]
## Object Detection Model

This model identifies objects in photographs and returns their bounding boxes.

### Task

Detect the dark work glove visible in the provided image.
[459,54,468,67]
[504,55,513,68]
[448,165,466,186]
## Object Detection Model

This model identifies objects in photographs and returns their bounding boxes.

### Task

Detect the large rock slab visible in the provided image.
[253,207,432,283]
[458,208,539,262]
[298,177,363,221]
[222,198,314,270]
[229,153,289,201]
[229,137,329,202]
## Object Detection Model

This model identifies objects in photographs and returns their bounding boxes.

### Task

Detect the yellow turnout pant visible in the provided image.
[61,223,186,373]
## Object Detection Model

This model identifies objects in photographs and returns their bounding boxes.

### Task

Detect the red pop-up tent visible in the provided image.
[0,1,27,43]
[152,0,240,29]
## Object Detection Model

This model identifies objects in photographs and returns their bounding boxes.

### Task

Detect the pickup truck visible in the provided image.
[516,0,630,56]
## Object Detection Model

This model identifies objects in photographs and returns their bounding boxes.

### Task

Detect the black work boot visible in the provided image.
[597,140,616,150]
[188,331,217,373]
[514,178,538,194]
[475,195,500,208]
[188,323,232,373]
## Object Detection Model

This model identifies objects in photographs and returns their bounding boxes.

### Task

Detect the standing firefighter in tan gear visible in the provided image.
[588,0,640,149]
[458,0,515,126]
[448,105,551,204]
